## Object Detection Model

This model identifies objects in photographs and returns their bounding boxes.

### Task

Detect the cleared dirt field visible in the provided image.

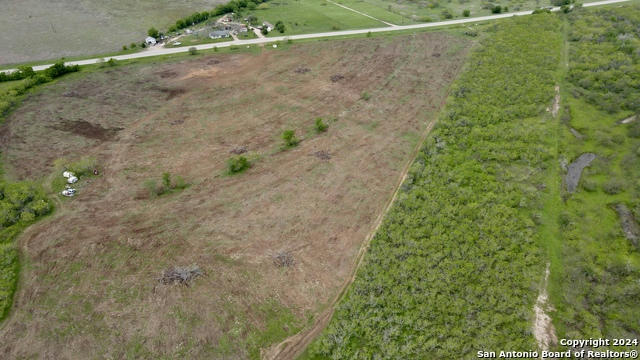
[0,0,223,65]
[0,34,470,358]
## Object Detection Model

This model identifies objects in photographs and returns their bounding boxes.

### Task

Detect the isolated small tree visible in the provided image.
[491,5,502,13]
[148,27,160,38]
[463,9,471,17]
[227,156,250,174]
[366,31,372,37]
[144,179,159,197]
[173,175,187,189]
[275,20,286,33]
[189,47,198,55]
[162,172,171,189]
[130,43,137,49]
[315,118,328,133]
[122,45,128,51]
[282,130,299,148]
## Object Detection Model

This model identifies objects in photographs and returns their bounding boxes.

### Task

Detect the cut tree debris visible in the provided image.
[159,265,203,286]
[273,251,295,267]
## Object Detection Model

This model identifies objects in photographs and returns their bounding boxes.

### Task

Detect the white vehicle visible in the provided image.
[67,175,78,184]
[61,188,76,197]
[63,171,73,178]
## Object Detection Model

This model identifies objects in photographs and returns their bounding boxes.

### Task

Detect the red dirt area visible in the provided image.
[0,33,470,359]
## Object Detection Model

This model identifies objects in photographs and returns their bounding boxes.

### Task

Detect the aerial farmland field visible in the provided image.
[0,33,470,358]
[0,0,224,65]
[314,0,602,24]
[0,0,637,359]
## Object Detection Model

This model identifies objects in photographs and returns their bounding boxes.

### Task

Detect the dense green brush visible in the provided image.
[306,14,564,359]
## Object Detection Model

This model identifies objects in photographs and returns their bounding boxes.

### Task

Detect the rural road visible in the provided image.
[0,0,630,74]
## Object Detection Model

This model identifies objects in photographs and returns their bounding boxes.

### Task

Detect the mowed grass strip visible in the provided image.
[305,14,564,359]
[253,0,387,36]
[329,0,411,24]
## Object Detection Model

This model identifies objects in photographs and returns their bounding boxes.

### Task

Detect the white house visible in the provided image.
[209,30,231,39]
[145,36,157,45]
[263,22,273,32]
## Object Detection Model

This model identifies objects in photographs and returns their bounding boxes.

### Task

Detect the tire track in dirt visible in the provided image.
[262,116,440,360]
[533,263,557,351]
[263,35,472,359]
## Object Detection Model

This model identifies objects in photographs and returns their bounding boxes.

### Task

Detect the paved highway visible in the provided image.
[0,0,631,74]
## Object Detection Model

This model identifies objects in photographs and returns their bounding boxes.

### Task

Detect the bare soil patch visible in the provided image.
[612,203,639,248]
[619,115,637,125]
[569,127,584,139]
[330,74,345,82]
[51,120,123,141]
[151,86,188,100]
[230,145,249,155]
[0,33,470,359]
[294,67,311,74]
[551,85,560,118]
[311,150,331,160]
[156,69,179,79]
[533,264,557,351]
[565,153,596,193]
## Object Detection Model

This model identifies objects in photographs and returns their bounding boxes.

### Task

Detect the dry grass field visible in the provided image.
[0,0,223,65]
[0,33,470,358]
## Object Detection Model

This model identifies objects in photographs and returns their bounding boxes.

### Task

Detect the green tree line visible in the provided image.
[165,0,271,33]
[305,14,564,359]
[0,182,51,321]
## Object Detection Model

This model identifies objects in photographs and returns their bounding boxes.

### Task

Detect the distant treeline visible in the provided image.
[167,0,270,33]
[0,62,79,83]
[0,62,79,118]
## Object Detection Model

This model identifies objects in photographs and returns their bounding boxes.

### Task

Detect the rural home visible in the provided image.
[209,30,231,39]
[145,36,157,45]
[263,21,274,32]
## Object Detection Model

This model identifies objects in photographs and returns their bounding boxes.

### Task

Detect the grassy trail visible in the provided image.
[549,4,640,344]
[541,18,568,342]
